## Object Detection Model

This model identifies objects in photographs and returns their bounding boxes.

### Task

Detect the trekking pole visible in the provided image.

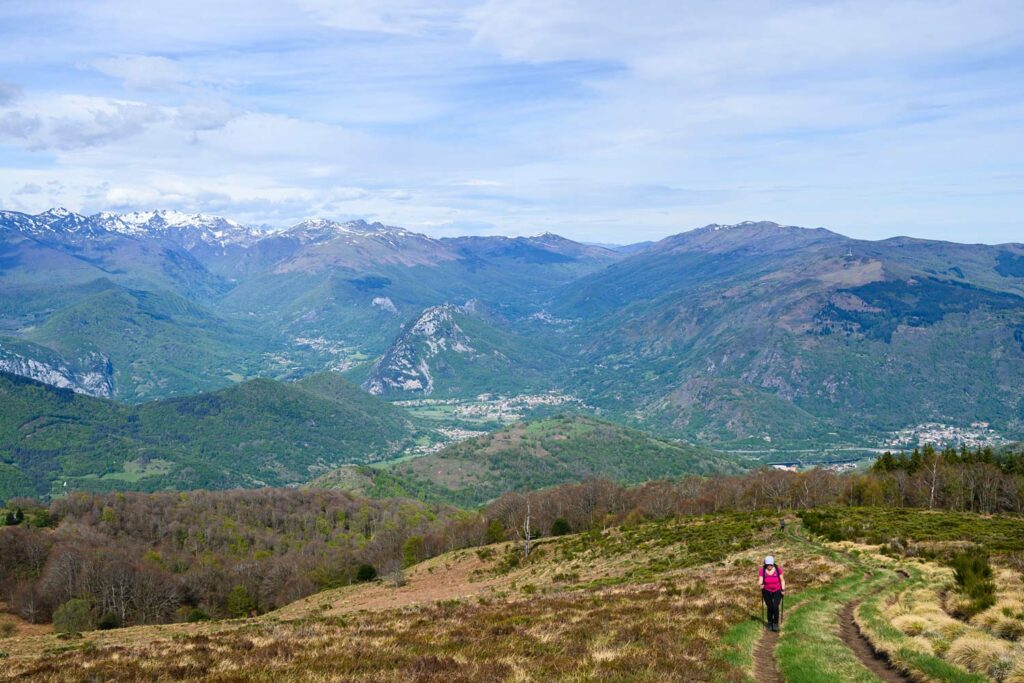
[761,590,765,628]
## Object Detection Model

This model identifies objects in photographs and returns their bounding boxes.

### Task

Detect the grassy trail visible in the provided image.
[723,521,905,683]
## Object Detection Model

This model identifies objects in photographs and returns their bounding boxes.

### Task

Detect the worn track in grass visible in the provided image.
[839,598,913,683]
[752,626,783,683]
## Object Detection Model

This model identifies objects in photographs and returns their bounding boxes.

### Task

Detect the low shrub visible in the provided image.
[950,553,997,618]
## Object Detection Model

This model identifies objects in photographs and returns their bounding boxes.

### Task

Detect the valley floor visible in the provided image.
[2,513,1020,682]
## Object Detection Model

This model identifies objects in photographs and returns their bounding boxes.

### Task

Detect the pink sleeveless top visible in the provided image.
[760,566,783,592]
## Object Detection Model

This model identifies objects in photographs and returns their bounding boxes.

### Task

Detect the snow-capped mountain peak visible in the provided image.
[284,217,415,245]
[91,209,265,247]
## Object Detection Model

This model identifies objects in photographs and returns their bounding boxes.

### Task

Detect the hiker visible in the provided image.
[759,555,785,631]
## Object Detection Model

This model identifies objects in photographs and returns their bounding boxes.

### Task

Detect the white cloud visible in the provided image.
[0,1,1022,243]
[295,0,468,35]
[0,111,42,139]
[91,55,190,89]
[0,96,167,151]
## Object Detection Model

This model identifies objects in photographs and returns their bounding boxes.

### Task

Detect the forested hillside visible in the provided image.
[0,371,420,499]
[311,415,739,506]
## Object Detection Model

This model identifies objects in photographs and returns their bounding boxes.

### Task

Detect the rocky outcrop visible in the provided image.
[362,305,476,395]
[0,346,113,398]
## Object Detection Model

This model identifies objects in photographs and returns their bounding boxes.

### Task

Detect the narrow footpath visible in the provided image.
[752,627,783,683]
[838,599,913,683]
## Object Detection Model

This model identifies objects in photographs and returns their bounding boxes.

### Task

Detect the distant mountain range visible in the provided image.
[3,208,1024,448]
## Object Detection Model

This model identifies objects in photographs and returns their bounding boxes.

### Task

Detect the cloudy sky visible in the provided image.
[0,1,1022,243]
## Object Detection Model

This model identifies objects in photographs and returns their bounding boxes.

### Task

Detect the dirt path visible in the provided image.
[752,627,782,683]
[838,599,912,683]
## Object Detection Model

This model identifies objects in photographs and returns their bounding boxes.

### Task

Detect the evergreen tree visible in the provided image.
[485,519,505,544]
[402,536,425,569]
[53,599,93,634]
[14,508,24,523]
[4,511,15,526]
[550,517,571,536]
[226,585,256,618]
[355,563,377,582]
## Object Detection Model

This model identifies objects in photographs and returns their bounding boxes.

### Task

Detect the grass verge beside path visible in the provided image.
[856,568,990,683]
[720,616,762,682]
[776,570,895,683]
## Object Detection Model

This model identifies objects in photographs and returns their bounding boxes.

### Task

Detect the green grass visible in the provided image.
[799,507,1024,554]
[718,617,760,682]
[776,570,893,682]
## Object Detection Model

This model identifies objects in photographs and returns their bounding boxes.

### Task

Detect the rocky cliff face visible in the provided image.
[0,345,113,398]
[362,305,475,395]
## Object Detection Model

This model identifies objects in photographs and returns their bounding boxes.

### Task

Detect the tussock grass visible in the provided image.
[947,634,1015,679]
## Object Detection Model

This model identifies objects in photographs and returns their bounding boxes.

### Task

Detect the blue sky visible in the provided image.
[0,0,1022,244]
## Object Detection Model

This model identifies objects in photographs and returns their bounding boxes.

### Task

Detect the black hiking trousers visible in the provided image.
[762,589,782,625]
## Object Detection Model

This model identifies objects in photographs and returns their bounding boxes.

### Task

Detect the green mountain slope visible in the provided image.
[0,371,419,501]
[22,281,268,401]
[309,415,739,506]
[551,222,1024,446]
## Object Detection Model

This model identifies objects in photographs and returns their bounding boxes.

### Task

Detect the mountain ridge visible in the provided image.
[4,208,1024,447]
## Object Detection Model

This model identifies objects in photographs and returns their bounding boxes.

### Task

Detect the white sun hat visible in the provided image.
[764,555,775,565]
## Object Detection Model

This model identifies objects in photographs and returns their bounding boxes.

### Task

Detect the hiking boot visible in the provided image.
[771,623,779,632]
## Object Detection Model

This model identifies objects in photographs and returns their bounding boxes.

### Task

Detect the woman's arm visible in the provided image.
[758,573,764,589]
[780,574,786,591]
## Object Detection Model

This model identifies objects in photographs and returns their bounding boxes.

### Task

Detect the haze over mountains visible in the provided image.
[3,207,1024,454]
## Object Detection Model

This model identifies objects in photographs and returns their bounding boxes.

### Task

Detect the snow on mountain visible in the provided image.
[1,207,107,239]
[283,218,414,244]
[0,208,266,248]
[93,209,266,248]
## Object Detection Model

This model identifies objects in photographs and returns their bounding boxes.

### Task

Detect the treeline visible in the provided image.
[479,446,1024,550]
[0,489,480,628]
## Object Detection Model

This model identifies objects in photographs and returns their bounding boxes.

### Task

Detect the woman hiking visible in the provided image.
[759,555,785,631]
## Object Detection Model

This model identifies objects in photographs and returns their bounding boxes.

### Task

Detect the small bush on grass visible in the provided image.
[96,612,120,630]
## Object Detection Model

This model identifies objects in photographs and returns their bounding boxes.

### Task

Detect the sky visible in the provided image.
[0,0,1022,244]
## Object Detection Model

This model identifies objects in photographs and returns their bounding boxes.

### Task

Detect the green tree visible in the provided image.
[14,508,24,524]
[53,599,93,634]
[402,536,425,569]
[3,512,15,526]
[485,519,505,544]
[226,585,256,618]
[100,506,118,526]
[550,517,571,536]
[355,563,377,583]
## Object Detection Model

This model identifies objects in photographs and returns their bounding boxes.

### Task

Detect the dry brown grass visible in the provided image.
[947,633,1015,679]
[0,521,844,682]
[5,582,752,682]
